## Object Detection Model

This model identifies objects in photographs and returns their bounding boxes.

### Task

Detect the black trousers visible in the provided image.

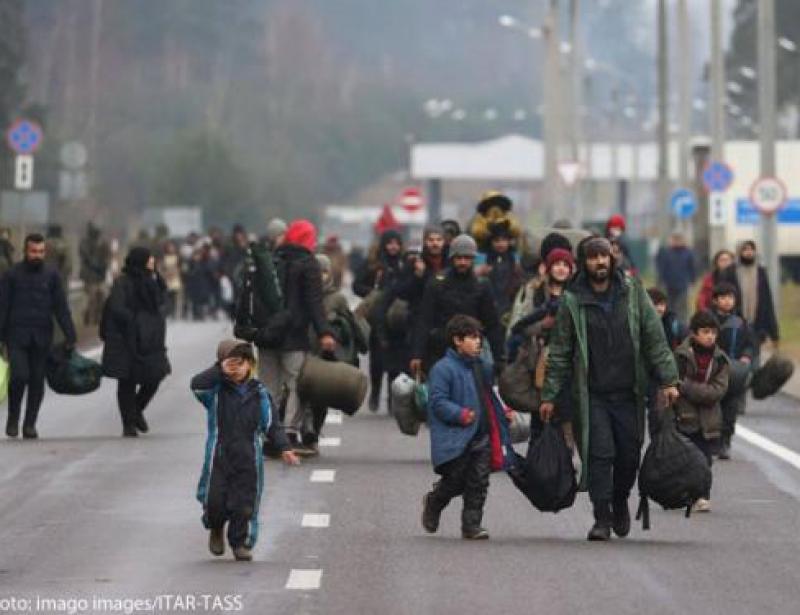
[587,394,641,507]
[203,459,259,549]
[116,379,160,428]
[7,342,49,428]
[686,432,714,499]
[721,391,746,440]
[427,435,491,529]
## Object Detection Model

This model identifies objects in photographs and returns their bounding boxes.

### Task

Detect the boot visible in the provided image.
[421,493,441,533]
[133,412,149,434]
[462,527,490,540]
[368,391,380,413]
[122,425,138,438]
[718,435,731,460]
[209,528,225,556]
[5,416,19,438]
[588,502,612,541]
[462,509,489,540]
[22,425,38,440]
[612,497,631,538]
[233,546,253,561]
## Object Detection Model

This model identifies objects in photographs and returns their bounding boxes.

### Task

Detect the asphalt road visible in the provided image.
[1,321,800,615]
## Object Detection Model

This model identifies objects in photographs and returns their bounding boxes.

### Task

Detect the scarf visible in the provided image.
[737,264,758,324]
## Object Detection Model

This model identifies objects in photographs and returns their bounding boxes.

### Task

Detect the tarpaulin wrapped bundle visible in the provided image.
[297,355,368,416]
[391,373,421,436]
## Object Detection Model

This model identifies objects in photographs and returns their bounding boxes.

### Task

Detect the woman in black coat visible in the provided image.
[101,247,171,437]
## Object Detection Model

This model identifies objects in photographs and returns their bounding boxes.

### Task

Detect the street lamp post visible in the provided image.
[656,0,671,241]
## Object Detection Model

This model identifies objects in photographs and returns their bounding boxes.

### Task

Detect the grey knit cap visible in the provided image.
[265,218,287,242]
[217,339,255,362]
[449,234,478,259]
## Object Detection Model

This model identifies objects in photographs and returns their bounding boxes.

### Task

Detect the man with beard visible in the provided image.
[540,237,679,541]
[0,234,77,439]
[721,240,779,346]
[411,234,504,375]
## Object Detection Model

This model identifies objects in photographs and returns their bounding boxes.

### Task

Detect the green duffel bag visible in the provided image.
[297,355,368,416]
[46,345,103,395]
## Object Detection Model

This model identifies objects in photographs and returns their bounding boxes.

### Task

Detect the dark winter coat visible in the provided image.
[0,261,76,348]
[713,310,756,361]
[100,271,170,383]
[673,340,730,440]
[656,246,696,292]
[270,243,330,351]
[428,348,513,469]
[542,270,679,489]
[412,268,505,367]
[719,264,779,342]
[79,235,110,284]
[352,231,404,298]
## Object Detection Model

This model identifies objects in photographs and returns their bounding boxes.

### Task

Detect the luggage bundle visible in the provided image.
[508,423,577,513]
[636,408,712,530]
[750,353,795,400]
[297,355,368,416]
[391,373,429,436]
[46,344,103,395]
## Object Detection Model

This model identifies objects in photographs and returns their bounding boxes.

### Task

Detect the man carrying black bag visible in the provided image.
[539,237,679,541]
[0,234,77,439]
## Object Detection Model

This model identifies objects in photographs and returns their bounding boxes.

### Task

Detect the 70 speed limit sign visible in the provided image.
[750,176,788,215]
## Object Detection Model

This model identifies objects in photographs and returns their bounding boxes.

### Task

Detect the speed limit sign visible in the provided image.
[750,176,788,215]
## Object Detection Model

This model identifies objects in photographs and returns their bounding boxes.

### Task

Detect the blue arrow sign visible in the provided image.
[670,188,697,219]
[703,161,734,193]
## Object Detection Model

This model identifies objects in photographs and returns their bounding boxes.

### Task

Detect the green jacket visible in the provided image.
[541,270,678,489]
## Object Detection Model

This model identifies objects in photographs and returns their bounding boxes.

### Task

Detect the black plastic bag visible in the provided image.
[46,345,103,395]
[636,413,712,530]
[508,423,577,513]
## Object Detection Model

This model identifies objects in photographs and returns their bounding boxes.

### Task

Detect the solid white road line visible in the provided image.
[285,569,323,590]
[737,425,800,472]
[319,437,341,447]
[301,513,331,528]
[310,469,336,483]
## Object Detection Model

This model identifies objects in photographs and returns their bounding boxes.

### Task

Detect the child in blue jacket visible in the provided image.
[191,339,298,561]
[422,315,514,540]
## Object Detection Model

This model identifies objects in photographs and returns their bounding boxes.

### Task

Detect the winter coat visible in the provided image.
[352,232,404,298]
[100,271,170,383]
[541,269,678,489]
[190,365,289,516]
[656,246,696,292]
[713,310,756,361]
[661,311,689,351]
[0,261,76,348]
[428,348,514,469]
[475,249,523,320]
[79,235,110,285]
[673,340,730,440]
[412,268,505,367]
[719,265,779,343]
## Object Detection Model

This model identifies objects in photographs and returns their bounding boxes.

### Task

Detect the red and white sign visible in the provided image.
[750,176,788,215]
[399,187,425,212]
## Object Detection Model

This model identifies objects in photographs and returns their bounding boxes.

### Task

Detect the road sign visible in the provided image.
[558,161,581,186]
[709,191,727,227]
[670,188,697,219]
[60,141,88,170]
[5,119,43,155]
[399,187,424,212]
[702,161,734,193]
[14,155,34,190]
[750,176,788,215]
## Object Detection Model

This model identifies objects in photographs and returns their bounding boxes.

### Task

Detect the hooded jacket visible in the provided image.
[352,229,404,298]
[673,339,730,439]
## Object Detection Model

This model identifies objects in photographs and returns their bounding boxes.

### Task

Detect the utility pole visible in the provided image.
[677,0,692,241]
[758,0,780,313]
[709,0,727,261]
[543,0,562,224]
[568,0,583,228]
[656,0,671,241]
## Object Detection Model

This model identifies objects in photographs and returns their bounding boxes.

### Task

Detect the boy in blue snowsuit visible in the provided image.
[422,315,514,540]
[191,339,299,561]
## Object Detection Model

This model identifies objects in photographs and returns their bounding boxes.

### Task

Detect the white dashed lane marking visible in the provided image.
[285,569,323,590]
[310,469,336,483]
[319,437,341,447]
[301,514,331,528]
[325,411,343,425]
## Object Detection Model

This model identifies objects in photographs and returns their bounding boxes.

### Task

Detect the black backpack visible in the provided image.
[636,410,712,530]
[508,423,577,513]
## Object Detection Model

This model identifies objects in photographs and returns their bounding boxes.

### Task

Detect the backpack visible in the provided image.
[751,353,795,400]
[233,244,291,348]
[507,423,577,513]
[636,409,712,529]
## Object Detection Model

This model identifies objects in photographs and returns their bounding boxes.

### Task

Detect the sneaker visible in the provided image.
[22,426,38,440]
[612,499,631,538]
[133,413,149,434]
[462,527,490,540]
[692,498,712,513]
[5,421,18,439]
[293,443,319,458]
[122,425,139,438]
[233,546,253,561]
[209,528,225,556]
[421,494,440,533]
[587,522,612,541]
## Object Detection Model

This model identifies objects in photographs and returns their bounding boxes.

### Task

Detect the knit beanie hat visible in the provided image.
[545,247,575,273]
[265,218,287,242]
[284,219,318,252]
[606,214,626,233]
[423,224,445,240]
[217,339,255,362]
[539,232,573,262]
[449,234,478,259]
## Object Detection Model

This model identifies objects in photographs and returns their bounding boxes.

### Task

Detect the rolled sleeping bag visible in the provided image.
[391,373,421,436]
[297,355,368,416]
[751,353,795,400]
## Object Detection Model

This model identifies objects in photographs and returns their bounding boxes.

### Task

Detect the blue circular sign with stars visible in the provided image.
[703,161,734,193]
[5,119,44,155]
